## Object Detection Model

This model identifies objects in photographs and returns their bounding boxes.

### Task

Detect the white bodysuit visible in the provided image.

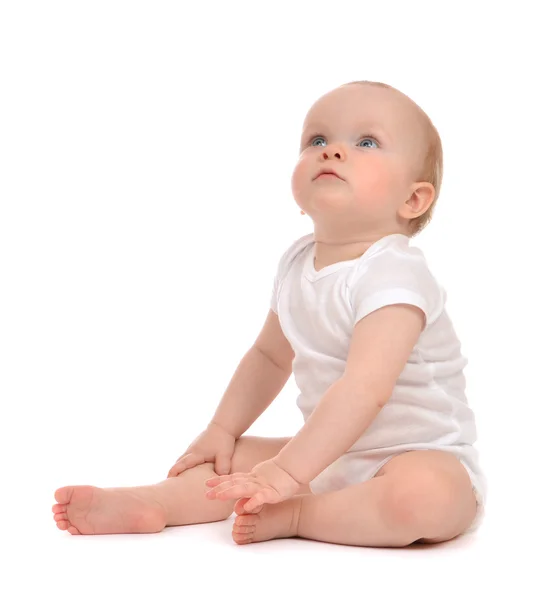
[270,232,487,532]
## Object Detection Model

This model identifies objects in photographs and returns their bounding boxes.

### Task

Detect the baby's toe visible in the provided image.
[234,524,255,534]
[67,525,81,535]
[54,487,73,505]
[233,513,259,544]
[52,504,66,514]
[54,512,67,523]
[232,530,254,545]
[56,519,69,530]
[55,518,81,534]
[235,514,257,527]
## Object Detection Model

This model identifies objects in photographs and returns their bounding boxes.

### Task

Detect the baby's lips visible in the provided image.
[313,168,345,181]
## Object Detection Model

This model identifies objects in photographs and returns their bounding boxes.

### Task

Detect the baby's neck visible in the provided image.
[312,228,408,269]
[313,240,373,269]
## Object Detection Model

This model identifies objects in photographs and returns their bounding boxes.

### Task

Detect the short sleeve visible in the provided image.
[349,248,445,329]
[270,234,314,314]
[270,280,279,313]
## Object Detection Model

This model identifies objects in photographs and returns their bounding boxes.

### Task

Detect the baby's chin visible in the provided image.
[299,186,353,205]
[303,207,372,228]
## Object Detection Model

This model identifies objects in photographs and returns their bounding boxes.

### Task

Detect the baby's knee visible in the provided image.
[380,471,455,537]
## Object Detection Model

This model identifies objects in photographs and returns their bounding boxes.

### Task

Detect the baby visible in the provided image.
[52,80,486,547]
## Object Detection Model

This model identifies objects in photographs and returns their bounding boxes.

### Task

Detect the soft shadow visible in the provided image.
[407,532,478,551]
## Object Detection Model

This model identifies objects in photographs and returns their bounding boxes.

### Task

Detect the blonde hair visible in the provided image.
[342,80,443,237]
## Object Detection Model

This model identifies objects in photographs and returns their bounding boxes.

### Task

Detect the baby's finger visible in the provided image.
[243,494,264,512]
[168,453,204,478]
[205,476,224,487]
[207,479,262,501]
[167,465,183,478]
[205,471,248,487]
[207,476,252,493]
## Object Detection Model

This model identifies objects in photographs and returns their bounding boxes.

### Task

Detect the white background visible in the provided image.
[1,1,547,598]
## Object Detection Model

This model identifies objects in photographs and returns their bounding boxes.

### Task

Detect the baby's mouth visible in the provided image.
[313,171,345,181]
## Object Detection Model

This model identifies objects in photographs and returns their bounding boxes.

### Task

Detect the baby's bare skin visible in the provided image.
[52,483,302,544]
[52,436,305,543]
[52,485,166,535]
[53,448,477,545]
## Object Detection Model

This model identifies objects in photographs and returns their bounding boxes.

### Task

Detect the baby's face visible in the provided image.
[291,84,429,234]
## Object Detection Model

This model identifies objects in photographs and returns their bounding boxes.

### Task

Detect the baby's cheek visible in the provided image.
[290,159,309,199]
[356,161,395,203]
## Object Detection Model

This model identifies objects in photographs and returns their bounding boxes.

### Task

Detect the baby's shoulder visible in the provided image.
[276,233,314,271]
[351,238,432,280]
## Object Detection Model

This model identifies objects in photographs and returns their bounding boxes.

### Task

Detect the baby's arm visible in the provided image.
[210,309,294,438]
[274,303,425,485]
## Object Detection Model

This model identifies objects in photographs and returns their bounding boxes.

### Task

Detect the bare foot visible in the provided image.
[52,486,166,535]
[231,496,303,545]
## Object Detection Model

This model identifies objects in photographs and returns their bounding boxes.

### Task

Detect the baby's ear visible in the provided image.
[399,182,435,220]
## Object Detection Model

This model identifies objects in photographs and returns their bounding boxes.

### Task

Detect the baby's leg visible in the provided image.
[52,435,304,535]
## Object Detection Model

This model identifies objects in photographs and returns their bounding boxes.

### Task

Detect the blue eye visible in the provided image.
[358,137,379,148]
[310,136,325,147]
[308,135,380,149]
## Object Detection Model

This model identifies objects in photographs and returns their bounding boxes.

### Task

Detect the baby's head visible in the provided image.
[291,81,443,238]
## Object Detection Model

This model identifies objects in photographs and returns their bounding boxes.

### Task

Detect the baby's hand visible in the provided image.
[167,423,236,478]
[204,458,301,512]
